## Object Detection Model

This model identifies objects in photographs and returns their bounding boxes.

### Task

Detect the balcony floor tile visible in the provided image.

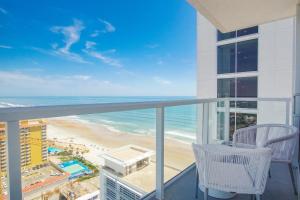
[145,163,296,200]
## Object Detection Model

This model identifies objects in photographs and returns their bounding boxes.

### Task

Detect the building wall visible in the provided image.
[103,159,126,176]
[258,18,294,98]
[28,126,45,167]
[196,14,294,99]
[196,13,294,140]
[0,120,47,173]
[100,170,144,200]
[0,131,6,172]
[196,13,217,98]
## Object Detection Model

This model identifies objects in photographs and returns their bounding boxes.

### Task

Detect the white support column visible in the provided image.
[156,107,164,200]
[196,104,204,144]
[202,103,209,144]
[224,100,230,142]
[294,4,300,160]
[294,4,300,129]
[286,100,291,125]
[6,121,23,200]
[294,4,300,200]
[196,103,210,145]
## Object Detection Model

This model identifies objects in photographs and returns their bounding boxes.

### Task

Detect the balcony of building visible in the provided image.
[0,97,298,200]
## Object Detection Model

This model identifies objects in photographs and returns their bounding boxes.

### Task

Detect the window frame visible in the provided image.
[217,26,259,42]
[217,39,258,75]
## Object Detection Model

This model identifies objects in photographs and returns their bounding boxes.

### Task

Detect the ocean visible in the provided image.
[0,96,198,142]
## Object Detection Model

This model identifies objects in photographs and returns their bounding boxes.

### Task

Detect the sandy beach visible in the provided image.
[47,117,194,171]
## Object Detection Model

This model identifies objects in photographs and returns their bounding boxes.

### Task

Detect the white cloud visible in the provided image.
[51,19,84,51]
[90,30,100,37]
[85,41,96,49]
[50,19,89,63]
[90,19,115,37]
[98,18,116,33]
[54,49,88,63]
[30,46,90,64]
[0,45,12,49]
[72,75,91,80]
[83,41,122,68]
[0,8,7,15]
[153,76,172,85]
[0,71,128,96]
[84,49,122,68]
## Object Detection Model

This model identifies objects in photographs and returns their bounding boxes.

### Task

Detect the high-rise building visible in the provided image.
[196,15,294,139]
[0,120,48,172]
[100,145,154,200]
[100,145,179,200]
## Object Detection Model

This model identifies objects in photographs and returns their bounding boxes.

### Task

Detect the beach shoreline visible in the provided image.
[47,117,194,171]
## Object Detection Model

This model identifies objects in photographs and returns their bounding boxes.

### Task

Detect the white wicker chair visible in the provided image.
[192,144,272,200]
[232,124,299,194]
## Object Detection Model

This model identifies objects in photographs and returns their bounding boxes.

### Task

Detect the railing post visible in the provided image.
[156,107,164,200]
[286,100,291,125]
[224,100,230,142]
[294,5,300,199]
[202,103,209,144]
[6,121,23,200]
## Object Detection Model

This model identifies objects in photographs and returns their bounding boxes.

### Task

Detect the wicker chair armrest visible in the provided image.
[265,132,298,146]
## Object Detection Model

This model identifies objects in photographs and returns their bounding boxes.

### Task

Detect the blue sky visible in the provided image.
[0,0,196,96]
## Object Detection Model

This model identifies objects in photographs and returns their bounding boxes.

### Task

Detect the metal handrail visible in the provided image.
[0,97,290,121]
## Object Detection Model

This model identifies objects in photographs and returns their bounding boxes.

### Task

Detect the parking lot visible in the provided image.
[22,165,64,187]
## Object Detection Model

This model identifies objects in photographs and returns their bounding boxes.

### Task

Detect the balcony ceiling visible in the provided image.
[188,0,300,32]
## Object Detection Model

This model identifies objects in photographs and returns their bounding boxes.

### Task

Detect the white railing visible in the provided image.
[0,97,291,200]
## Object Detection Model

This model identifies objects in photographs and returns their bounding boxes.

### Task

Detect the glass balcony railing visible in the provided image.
[0,98,292,200]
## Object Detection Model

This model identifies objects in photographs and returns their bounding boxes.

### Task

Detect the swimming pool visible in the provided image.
[48,147,63,154]
[59,160,92,179]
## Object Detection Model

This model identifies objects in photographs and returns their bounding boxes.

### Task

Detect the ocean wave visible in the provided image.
[165,130,196,140]
[54,115,94,126]
[101,124,121,133]
[0,101,26,108]
[73,117,123,133]
[133,129,154,135]
[132,128,196,141]
[98,119,137,127]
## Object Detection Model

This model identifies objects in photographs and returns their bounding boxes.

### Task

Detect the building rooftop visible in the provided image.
[60,177,99,199]
[103,161,181,194]
[0,120,46,132]
[102,145,154,167]
[122,162,180,193]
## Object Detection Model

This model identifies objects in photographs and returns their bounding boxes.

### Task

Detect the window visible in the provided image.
[237,39,258,72]
[218,39,258,74]
[217,26,258,41]
[218,77,257,98]
[217,44,235,74]
[236,77,257,97]
[217,31,236,41]
[237,27,258,37]
[217,112,257,140]
[217,77,257,104]
[236,113,257,130]
[217,78,235,98]
[230,113,257,138]
[217,77,258,140]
